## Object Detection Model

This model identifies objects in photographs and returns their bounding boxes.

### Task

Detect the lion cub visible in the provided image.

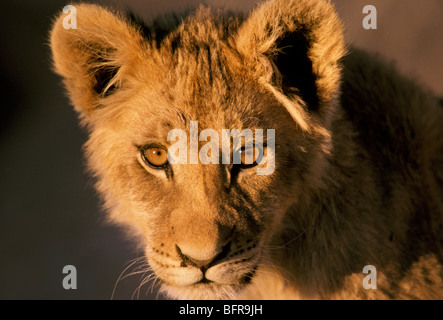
[50,0,443,299]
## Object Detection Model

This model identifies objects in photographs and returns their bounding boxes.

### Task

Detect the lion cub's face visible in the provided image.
[87,63,303,299]
[88,60,305,299]
[128,93,298,299]
[50,0,344,299]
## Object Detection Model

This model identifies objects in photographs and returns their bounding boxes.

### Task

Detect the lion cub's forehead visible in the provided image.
[148,9,253,109]
[129,104,267,145]
[126,8,277,141]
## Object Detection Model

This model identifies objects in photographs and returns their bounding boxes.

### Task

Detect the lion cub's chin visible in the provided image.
[161,281,249,300]
[157,265,258,300]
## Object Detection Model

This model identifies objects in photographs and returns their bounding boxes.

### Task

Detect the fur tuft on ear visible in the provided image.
[49,4,148,118]
[235,0,347,125]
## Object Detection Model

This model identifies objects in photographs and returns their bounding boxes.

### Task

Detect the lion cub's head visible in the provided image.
[50,0,345,299]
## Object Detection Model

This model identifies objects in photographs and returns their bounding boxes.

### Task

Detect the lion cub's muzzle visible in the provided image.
[148,233,261,290]
[148,211,263,293]
[176,241,232,276]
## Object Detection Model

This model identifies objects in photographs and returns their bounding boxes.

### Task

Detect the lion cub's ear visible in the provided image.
[235,0,347,116]
[50,4,147,118]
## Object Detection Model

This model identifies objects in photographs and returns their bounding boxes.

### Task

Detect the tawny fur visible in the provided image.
[50,0,443,299]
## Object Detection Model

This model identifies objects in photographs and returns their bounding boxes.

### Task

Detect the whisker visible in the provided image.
[132,268,154,300]
[111,255,147,300]
[132,264,170,300]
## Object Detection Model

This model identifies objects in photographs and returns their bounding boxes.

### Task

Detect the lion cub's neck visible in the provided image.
[244,112,400,299]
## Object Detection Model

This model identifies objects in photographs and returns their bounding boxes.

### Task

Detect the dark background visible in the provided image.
[0,0,442,300]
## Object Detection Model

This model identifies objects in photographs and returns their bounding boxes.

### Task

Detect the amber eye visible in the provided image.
[141,145,169,168]
[239,146,263,168]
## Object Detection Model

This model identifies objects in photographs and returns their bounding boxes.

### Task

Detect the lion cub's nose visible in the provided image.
[176,242,230,269]
[184,256,214,269]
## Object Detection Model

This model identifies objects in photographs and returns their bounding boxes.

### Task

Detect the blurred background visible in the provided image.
[0,0,442,299]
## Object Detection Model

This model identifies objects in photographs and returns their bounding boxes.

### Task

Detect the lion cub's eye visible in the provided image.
[238,146,263,169]
[141,145,169,168]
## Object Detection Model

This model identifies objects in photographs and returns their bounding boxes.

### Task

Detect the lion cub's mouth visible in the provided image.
[148,241,261,298]
[158,263,259,300]
[192,263,258,286]
[175,242,258,285]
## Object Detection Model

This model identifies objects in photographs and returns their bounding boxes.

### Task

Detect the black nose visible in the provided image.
[176,242,231,270]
